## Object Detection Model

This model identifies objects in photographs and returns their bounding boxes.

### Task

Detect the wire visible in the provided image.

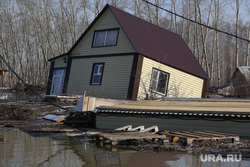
[142,0,250,43]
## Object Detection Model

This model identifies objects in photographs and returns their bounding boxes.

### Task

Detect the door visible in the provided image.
[50,69,66,95]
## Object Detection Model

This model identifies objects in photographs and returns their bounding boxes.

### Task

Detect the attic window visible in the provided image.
[93,29,119,47]
[150,68,169,95]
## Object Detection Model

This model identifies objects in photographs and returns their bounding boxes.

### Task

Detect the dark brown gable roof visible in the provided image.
[109,5,208,80]
[49,4,208,80]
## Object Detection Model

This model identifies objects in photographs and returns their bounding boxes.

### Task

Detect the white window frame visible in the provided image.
[91,63,104,85]
[93,29,119,47]
[50,69,66,95]
[150,68,169,95]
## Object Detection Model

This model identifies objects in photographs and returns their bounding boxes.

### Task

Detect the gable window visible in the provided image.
[150,68,169,95]
[91,63,104,85]
[93,29,119,47]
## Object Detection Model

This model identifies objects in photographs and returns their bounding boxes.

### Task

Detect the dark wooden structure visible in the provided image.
[231,66,250,97]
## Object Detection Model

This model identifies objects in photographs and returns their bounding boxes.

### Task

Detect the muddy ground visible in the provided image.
[1,102,250,156]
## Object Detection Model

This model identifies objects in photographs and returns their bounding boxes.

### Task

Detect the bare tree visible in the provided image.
[235,0,242,68]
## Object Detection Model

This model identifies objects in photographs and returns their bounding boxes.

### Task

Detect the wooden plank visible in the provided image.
[163,130,239,145]
[165,132,199,138]
[190,131,229,137]
[97,132,166,142]
[182,131,211,137]
[88,97,96,111]
[180,131,237,138]
[171,131,206,138]
[31,127,76,133]
[202,130,239,136]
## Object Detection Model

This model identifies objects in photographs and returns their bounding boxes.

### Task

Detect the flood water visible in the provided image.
[0,129,250,167]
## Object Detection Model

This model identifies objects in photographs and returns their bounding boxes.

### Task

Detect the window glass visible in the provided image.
[91,64,104,85]
[157,73,168,94]
[150,80,157,91]
[99,65,103,74]
[94,65,99,74]
[106,30,118,45]
[94,31,106,47]
[54,70,62,75]
[93,29,118,47]
[150,69,169,95]
[152,69,158,80]
[50,69,66,95]
[93,75,101,84]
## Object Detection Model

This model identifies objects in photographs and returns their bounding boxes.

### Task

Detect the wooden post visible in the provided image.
[87,97,96,111]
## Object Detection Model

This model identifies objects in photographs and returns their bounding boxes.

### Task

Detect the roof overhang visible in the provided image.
[48,53,69,62]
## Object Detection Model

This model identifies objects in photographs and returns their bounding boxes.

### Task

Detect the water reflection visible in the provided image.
[0,129,249,167]
[0,129,86,167]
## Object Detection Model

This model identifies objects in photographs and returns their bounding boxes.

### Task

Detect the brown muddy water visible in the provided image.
[0,129,250,167]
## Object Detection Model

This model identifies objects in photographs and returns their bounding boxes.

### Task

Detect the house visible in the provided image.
[231,66,250,98]
[46,4,209,100]
[210,66,250,98]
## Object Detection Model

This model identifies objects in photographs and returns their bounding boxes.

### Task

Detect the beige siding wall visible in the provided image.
[53,56,68,68]
[137,57,204,100]
[67,55,134,99]
[71,8,135,56]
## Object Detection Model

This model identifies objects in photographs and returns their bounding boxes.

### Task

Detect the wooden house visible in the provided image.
[231,66,250,98]
[46,4,208,100]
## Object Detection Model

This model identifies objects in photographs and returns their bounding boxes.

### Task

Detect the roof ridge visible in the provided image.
[108,4,182,38]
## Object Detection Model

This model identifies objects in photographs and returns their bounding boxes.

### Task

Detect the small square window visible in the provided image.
[150,69,169,95]
[93,29,119,47]
[91,63,104,85]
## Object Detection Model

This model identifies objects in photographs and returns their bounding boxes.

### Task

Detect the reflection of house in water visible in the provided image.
[71,141,185,167]
[0,130,86,166]
[95,152,120,166]
[2,130,245,166]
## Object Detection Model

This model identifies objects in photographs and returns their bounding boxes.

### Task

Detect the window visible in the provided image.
[91,63,104,85]
[93,29,119,47]
[50,69,66,95]
[150,69,169,95]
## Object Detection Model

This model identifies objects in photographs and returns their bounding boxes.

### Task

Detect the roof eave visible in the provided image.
[138,53,209,80]
[48,53,69,62]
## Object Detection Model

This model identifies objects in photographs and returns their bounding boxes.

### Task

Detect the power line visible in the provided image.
[142,0,250,43]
